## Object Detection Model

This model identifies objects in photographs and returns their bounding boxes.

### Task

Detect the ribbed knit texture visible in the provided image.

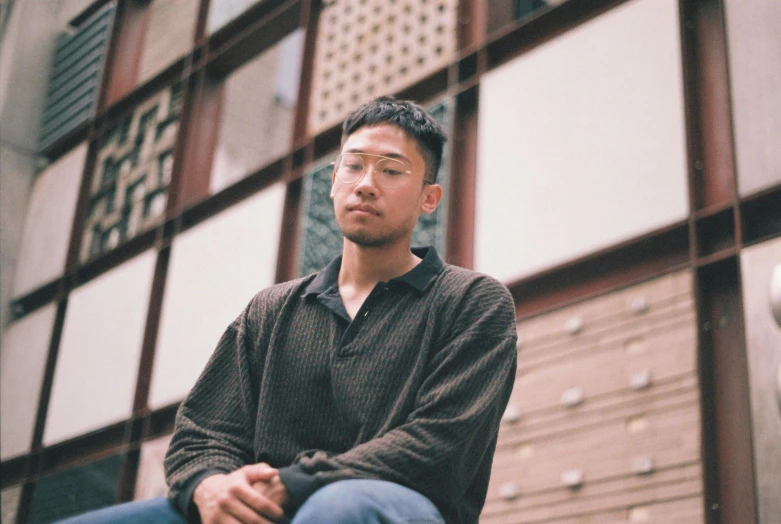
[164,248,517,523]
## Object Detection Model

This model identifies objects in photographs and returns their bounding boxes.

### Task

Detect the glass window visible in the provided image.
[27,454,122,522]
[43,251,156,446]
[82,84,182,261]
[210,31,304,194]
[476,0,688,283]
[149,184,285,409]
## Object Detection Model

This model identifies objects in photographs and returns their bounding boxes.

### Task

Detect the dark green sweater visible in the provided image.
[164,247,517,523]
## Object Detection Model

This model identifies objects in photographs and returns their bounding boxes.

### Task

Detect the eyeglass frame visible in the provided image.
[331,152,434,188]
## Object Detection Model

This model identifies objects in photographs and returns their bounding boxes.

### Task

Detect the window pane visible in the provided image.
[476,0,688,283]
[210,31,304,194]
[149,185,285,409]
[0,305,57,459]
[137,0,198,85]
[44,251,156,446]
[27,454,122,523]
[14,143,86,297]
[82,84,182,262]
[309,0,457,134]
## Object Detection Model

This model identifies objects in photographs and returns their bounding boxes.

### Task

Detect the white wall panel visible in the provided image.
[725,0,781,196]
[43,251,156,446]
[13,143,86,297]
[740,237,781,524]
[0,305,57,459]
[148,184,286,409]
[475,0,688,283]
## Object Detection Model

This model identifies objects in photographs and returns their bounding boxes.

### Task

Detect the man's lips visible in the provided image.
[347,204,381,216]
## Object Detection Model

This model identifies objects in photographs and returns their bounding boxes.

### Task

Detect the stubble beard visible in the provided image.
[341,227,397,248]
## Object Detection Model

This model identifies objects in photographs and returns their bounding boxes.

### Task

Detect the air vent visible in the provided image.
[37,3,114,155]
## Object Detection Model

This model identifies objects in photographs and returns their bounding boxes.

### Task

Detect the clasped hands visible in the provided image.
[193,463,290,524]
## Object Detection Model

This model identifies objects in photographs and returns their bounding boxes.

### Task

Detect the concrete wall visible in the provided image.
[0,0,93,327]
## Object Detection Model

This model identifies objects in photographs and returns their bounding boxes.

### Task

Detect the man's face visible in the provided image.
[331,123,442,249]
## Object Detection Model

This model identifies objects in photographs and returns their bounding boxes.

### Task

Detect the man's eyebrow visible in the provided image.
[343,148,410,162]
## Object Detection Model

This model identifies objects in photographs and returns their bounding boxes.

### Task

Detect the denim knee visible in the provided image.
[291,479,444,524]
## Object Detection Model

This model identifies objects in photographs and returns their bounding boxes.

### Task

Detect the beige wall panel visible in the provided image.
[148,184,285,409]
[476,0,688,283]
[1,485,22,524]
[206,0,262,34]
[483,482,704,524]
[0,305,57,459]
[740,237,781,523]
[493,402,700,490]
[724,1,781,196]
[134,434,173,500]
[137,0,198,85]
[308,0,457,134]
[485,270,702,523]
[210,31,302,193]
[43,250,156,446]
[13,143,87,297]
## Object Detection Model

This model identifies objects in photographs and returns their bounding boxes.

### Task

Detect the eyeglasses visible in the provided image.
[332,153,419,188]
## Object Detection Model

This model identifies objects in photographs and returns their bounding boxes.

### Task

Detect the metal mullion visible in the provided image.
[276,0,321,284]
[679,0,757,521]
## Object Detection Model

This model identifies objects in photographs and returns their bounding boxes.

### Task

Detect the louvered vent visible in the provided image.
[37,3,114,155]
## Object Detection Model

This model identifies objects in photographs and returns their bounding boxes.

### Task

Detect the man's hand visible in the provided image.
[193,464,288,524]
[251,473,290,510]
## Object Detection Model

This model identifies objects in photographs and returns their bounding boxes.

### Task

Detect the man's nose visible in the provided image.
[354,166,379,195]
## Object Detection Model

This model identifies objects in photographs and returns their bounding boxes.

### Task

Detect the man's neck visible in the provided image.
[338,239,422,294]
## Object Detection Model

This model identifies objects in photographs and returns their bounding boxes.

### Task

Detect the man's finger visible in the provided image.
[242,463,279,483]
[221,495,272,524]
[233,484,286,522]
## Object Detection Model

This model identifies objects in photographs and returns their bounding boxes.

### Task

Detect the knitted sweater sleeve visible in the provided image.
[277,274,518,521]
[163,294,266,519]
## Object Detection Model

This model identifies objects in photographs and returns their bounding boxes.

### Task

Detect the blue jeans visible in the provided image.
[55,479,444,523]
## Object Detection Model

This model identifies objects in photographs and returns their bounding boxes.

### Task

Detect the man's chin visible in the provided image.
[342,229,393,248]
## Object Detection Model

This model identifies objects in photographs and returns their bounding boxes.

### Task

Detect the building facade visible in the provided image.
[1,0,779,522]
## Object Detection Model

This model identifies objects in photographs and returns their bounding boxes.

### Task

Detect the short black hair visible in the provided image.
[342,96,447,183]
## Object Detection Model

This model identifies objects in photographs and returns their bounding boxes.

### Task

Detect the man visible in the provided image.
[63,97,517,524]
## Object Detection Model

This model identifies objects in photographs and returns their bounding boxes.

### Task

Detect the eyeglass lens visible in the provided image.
[335,153,410,188]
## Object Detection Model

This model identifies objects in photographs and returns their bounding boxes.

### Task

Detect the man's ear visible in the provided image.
[420,183,443,214]
[330,170,336,198]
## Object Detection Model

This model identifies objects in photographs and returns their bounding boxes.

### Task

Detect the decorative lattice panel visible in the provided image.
[483,270,705,523]
[308,0,457,134]
[298,102,449,276]
[81,84,182,261]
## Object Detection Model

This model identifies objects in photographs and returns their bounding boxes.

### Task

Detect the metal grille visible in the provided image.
[37,3,114,155]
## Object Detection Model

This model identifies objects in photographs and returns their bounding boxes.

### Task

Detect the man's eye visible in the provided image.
[384,169,404,176]
[345,164,363,171]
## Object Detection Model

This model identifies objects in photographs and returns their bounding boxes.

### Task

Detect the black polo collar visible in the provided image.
[302,246,445,298]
